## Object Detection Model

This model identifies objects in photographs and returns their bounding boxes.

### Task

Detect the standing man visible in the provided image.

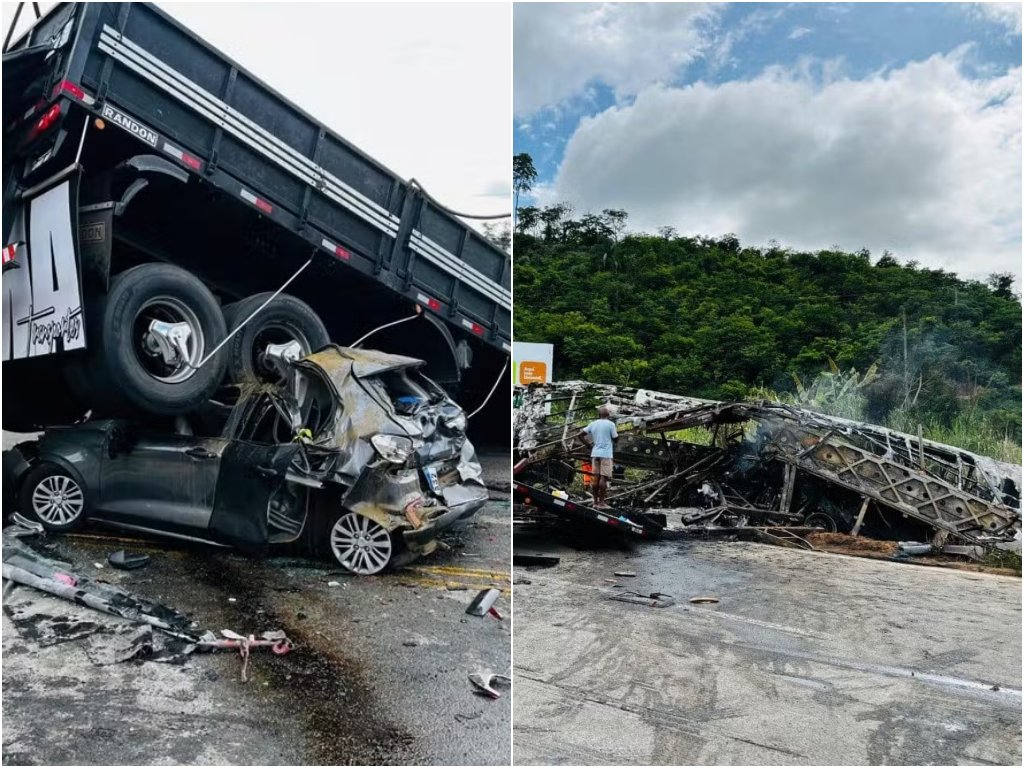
[580,406,618,508]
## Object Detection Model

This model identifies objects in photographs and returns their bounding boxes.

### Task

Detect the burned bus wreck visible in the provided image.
[514,382,1020,549]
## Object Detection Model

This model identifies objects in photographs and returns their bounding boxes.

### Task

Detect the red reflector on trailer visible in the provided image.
[241,189,272,214]
[3,243,19,265]
[162,142,203,172]
[321,238,350,260]
[416,293,441,311]
[607,518,619,526]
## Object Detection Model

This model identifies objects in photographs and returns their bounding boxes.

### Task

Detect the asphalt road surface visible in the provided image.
[512,530,1022,766]
[2,447,511,766]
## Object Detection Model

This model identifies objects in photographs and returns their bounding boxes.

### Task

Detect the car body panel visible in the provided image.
[3,345,488,567]
[100,429,226,530]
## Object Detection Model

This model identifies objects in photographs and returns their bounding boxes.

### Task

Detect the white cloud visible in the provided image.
[789,26,813,40]
[155,3,511,221]
[543,51,1022,280]
[513,2,719,117]
[972,2,1023,35]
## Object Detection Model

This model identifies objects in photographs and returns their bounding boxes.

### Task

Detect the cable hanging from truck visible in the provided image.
[408,178,511,220]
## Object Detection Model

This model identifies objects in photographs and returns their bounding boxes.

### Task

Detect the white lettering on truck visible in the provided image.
[2,181,86,360]
[101,104,159,147]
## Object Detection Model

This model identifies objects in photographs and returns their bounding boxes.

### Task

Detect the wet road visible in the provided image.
[512,529,1022,765]
[2,451,511,766]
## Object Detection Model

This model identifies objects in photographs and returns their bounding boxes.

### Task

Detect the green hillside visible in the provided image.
[513,209,1022,461]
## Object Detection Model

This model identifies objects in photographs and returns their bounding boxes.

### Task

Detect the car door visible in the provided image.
[97,424,228,533]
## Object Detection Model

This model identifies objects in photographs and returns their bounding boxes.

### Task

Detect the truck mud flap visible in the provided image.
[3,171,86,361]
[208,442,300,551]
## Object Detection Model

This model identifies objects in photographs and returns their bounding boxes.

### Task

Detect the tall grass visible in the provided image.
[887,409,1022,464]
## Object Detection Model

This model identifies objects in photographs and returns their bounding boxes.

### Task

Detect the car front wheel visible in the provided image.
[328,511,394,575]
[19,463,88,532]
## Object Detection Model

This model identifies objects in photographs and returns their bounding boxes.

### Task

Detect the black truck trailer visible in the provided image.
[2,3,510,435]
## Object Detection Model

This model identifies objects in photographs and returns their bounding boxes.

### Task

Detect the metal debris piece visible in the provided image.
[468,670,512,699]
[689,596,719,605]
[608,592,675,608]
[196,629,294,682]
[614,571,636,577]
[107,551,151,570]
[7,514,44,537]
[466,587,501,617]
[897,542,932,556]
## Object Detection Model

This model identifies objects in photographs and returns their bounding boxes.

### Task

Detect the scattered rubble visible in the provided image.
[2,532,293,680]
[514,381,1021,556]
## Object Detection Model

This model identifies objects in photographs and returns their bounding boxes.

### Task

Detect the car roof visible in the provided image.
[303,345,425,380]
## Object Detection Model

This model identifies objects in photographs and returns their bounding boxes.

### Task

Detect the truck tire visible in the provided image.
[66,263,227,416]
[221,292,330,384]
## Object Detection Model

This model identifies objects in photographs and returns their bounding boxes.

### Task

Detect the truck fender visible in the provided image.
[79,155,189,291]
[115,154,189,185]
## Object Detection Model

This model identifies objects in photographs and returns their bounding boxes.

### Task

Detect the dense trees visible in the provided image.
[514,205,1022,457]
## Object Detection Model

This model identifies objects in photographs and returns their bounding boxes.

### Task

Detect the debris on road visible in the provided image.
[468,670,512,699]
[689,596,720,605]
[3,535,293,680]
[608,592,675,608]
[514,381,1020,557]
[613,570,637,577]
[466,587,502,618]
[107,550,151,570]
[197,629,294,683]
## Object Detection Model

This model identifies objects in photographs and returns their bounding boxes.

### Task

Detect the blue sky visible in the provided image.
[514,2,1022,279]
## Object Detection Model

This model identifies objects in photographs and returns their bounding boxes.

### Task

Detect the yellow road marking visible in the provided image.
[410,565,510,581]
[398,574,509,594]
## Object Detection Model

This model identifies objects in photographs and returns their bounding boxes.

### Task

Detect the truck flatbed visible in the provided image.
[5,2,510,355]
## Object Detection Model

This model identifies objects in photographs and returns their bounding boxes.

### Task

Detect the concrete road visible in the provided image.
[512,531,1022,765]
[2,451,511,766]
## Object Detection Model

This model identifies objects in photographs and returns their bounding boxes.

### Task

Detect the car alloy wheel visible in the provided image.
[330,511,393,575]
[31,474,85,527]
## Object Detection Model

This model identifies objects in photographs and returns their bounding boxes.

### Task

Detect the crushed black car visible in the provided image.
[3,345,488,575]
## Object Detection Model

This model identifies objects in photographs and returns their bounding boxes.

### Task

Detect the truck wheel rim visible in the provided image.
[134,297,205,384]
[32,475,85,525]
[330,512,392,575]
[253,323,310,380]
